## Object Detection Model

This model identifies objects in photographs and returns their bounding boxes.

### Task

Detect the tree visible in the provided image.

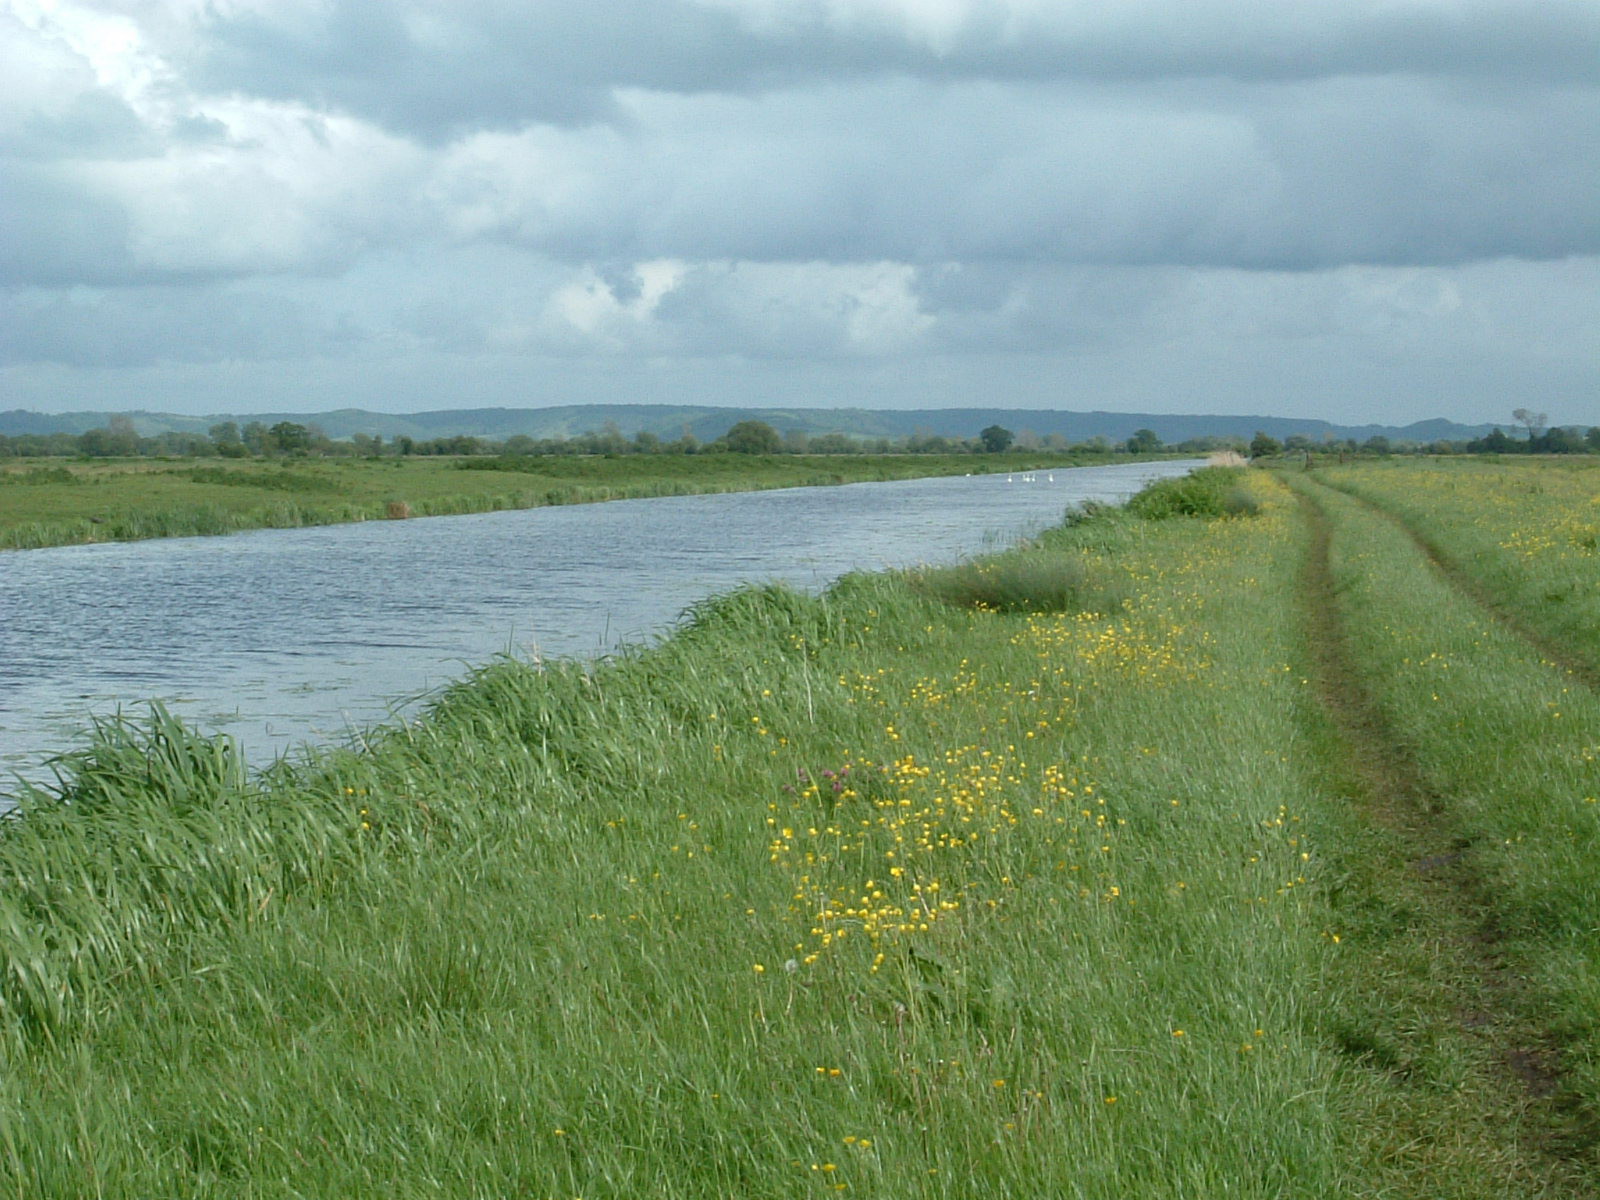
[589,421,628,456]
[268,421,311,455]
[1512,408,1548,443]
[810,433,856,454]
[723,420,782,454]
[978,424,1014,453]
[1543,426,1587,454]
[107,415,140,449]
[78,416,140,457]
[77,428,119,457]
[1125,428,1162,454]
[1249,432,1281,458]
[1466,428,1516,454]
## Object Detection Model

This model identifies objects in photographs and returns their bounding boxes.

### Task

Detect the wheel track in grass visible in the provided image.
[1312,471,1600,695]
[1292,480,1600,1184]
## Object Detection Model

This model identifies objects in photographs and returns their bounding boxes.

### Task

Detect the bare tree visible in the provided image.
[1512,408,1548,441]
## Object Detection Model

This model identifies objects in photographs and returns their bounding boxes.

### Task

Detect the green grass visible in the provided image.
[1311,456,1600,660]
[0,464,1596,1195]
[1290,471,1600,1136]
[0,452,1134,551]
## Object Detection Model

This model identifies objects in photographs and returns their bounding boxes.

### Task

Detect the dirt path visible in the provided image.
[1293,481,1599,1183]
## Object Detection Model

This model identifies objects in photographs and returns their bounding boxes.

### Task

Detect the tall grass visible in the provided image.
[909,549,1102,614]
[1124,465,1258,519]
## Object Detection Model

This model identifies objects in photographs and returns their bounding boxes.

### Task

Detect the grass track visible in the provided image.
[1286,468,1600,1177]
[1310,468,1600,691]
[1290,475,1596,1175]
[1308,458,1600,670]
[1,463,1598,1195]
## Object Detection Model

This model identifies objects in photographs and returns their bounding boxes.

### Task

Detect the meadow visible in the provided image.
[0,459,1596,1196]
[0,451,1114,551]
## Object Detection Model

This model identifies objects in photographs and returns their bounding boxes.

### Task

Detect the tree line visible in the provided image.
[0,417,1205,460]
[1,413,1593,461]
[1246,417,1599,459]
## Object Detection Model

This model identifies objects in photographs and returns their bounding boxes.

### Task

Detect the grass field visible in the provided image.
[1310,456,1600,667]
[0,459,1596,1196]
[0,451,1122,551]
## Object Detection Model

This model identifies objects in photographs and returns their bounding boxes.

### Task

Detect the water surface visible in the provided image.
[1,460,1197,786]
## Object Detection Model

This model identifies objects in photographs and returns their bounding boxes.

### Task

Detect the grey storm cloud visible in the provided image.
[3,1,1593,290]
[435,77,1600,269]
[0,166,142,287]
[174,1,1600,141]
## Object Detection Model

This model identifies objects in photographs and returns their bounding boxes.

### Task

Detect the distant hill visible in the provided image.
[0,404,1516,445]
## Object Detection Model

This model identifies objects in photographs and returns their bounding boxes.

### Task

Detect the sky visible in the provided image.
[1,1,1596,427]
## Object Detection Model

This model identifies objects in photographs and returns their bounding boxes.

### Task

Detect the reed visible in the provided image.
[910,550,1098,613]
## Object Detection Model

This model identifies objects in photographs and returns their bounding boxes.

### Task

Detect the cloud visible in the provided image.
[170,1,1600,143]
[0,281,350,368]
[81,105,428,276]
[0,162,142,286]
[428,77,1600,269]
[5,1,1594,291]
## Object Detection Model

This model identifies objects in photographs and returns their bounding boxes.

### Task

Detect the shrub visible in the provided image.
[183,467,335,493]
[1062,499,1114,526]
[0,467,78,486]
[1125,467,1255,520]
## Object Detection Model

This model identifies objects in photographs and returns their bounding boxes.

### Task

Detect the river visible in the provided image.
[1,459,1198,791]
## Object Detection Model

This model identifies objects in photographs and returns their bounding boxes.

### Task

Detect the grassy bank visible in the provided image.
[1,462,1596,1196]
[0,451,1129,551]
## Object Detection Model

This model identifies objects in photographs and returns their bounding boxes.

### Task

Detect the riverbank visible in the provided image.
[0,451,1142,551]
[1,462,1596,1197]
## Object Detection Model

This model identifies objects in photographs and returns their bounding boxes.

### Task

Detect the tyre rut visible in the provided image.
[1293,482,1599,1178]
[1313,472,1600,694]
